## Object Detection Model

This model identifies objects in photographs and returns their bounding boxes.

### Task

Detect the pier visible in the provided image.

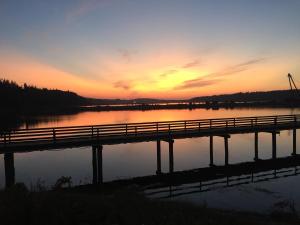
[1,114,300,188]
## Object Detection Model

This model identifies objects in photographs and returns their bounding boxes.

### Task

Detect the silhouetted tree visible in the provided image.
[0,78,87,114]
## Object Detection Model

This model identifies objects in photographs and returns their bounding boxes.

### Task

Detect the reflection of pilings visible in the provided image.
[4,152,15,188]
[224,137,229,166]
[92,145,103,184]
[169,140,174,173]
[156,140,161,174]
[209,136,214,166]
[254,132,259,161]
[272,132,277,159]
[292,129,297,156]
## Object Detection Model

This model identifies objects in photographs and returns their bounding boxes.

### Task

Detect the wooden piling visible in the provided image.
[272,132,277,159]
[169,140,174,173]
[209,136,214,166]
[224,137,229,166]
[4,152,15,188]
[254,132,259,161]
[92,146,98,184]
[292,129,297,156]
[97,145,103,184]
[156,140,161,174]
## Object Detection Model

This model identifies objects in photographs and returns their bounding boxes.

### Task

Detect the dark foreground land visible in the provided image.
[0,183,299,225]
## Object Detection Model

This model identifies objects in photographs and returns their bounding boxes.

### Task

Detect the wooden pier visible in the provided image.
[1,114,300,151]
[1,114,300,187]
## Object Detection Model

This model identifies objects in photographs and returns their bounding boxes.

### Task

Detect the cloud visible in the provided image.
[175,78,221,90]
[204,57,265,79]
[174,57,265,90]
[235,58,266,68]
[65,0,107,23]
[159,69,177,77]
[203,67,247,78]
[118,49,137,63]
[182,60,200,68]
[114,80,133,90]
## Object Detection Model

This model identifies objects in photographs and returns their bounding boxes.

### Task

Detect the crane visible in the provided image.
[288,73,300,97]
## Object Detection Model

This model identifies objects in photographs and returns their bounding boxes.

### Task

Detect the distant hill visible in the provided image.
[190,90,296,103]
[1,78,298,115]
[86,98,181,105]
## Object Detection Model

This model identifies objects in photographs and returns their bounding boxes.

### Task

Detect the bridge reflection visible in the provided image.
[144,156,300,199]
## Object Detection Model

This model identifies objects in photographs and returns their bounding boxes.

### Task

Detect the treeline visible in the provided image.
[191,90,296,103]
[0,79,87,114]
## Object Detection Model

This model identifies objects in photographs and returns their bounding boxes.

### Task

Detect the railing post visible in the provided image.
[294,116,297,126]
[91,126,94,138]
[274,116,277,127]
[168,124,171,136]
[125,124,128,135]
[255,117,258,126]
[135,126,137,136]
[251,119,253,128]
[184,121,187,132]
[156,123,159,135]
[233,118,236,127]
[226,120,228,129]
[97,128,99,139]
[198,122,201,132]
[210,119,212,129]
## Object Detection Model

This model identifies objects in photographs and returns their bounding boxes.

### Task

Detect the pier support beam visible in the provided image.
[168,140,174,173]
[92,147,97,184]
[209,136,214,166]
[156,140,162,174]
[292,129,297,156]
[97,146,103,184]
[224,137,229,166]
[4,152,15,188]
[272,132,277,159]
[254,132,259,161]
[92,145,103,184]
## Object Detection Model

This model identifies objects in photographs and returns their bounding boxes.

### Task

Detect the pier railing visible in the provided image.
[1,114,300,146]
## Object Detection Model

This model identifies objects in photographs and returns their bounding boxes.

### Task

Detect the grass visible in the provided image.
[0,181,299,225]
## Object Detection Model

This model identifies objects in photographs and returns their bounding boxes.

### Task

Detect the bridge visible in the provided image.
[1,114,300,151]
[1,114,300,187]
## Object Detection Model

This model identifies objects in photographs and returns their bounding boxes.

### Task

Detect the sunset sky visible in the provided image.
[0,0,300,99]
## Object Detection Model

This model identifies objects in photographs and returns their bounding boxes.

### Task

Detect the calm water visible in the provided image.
[2,107,300,213]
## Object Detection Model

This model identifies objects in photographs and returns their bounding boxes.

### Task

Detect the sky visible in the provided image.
[0,0,300,99]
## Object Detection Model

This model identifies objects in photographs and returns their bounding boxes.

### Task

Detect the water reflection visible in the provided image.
[8,107,300,129]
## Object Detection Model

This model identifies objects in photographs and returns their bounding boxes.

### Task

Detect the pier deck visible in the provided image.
[1,114,300,152]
